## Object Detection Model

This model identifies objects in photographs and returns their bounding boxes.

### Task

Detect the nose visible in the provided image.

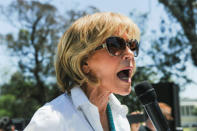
[121,46,135,60]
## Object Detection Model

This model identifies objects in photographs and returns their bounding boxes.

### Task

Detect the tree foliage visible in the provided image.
[147,19,192,86]
[158,0,197,66]
[2,0,65,105]
[0,72,40,119]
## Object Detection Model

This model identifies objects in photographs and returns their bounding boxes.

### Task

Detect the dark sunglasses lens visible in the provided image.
[106,37,125,56]
[129,39,139,57]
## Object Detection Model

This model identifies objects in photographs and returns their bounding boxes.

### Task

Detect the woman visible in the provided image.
[24,12,140,131]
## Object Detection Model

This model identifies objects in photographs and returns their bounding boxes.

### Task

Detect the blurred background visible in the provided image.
[0,0,196,130]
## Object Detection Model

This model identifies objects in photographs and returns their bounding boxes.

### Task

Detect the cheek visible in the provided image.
[89,58,119,80]
[93,60,116,78]
[86,50,120,82]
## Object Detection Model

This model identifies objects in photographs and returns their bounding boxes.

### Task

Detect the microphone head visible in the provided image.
[134,81,157,105]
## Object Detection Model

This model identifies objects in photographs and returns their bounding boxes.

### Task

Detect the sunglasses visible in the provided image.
[95,36,139,57]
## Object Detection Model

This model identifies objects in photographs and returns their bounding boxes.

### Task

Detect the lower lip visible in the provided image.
[119,78,131,83]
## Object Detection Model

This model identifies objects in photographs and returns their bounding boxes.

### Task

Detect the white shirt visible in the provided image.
[24,86,131,131]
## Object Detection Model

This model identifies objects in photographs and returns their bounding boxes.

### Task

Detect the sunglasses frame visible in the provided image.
[95,36,139,57]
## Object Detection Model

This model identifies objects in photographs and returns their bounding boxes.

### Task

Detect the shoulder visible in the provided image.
[24,94,75,131]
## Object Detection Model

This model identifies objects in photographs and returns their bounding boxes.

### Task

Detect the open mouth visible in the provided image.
[117,69,131,82]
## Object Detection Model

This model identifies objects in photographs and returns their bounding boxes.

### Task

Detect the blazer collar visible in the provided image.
[108,94,128,116]
[71,86,103,131]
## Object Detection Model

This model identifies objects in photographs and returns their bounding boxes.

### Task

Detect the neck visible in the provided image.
[84,84,111,114]
[83,84,112,131]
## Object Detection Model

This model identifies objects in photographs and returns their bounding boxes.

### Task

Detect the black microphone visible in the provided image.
[134,81,171,131]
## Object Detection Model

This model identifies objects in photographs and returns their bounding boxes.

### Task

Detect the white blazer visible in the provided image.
[24,86,131,131]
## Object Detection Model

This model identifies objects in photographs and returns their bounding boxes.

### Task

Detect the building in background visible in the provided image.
[180,98,197,127]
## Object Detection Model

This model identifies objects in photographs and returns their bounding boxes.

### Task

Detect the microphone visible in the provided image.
[134,81,171,131]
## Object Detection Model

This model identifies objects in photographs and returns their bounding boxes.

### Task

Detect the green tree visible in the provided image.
[0,72,40,119]
[0,94,16,117]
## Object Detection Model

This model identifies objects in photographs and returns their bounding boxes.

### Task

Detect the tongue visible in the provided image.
[117,70,128,80]
[118,71,126,78]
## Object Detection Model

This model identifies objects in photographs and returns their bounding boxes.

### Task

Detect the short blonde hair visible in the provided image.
[55,12,140,92]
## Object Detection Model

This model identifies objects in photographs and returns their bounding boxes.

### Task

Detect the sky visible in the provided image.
[0,0,197,99]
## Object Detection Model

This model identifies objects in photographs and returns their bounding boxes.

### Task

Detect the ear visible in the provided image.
[82,63,90,74]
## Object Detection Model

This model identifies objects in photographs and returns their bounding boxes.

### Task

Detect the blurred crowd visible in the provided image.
[0,117,16,131]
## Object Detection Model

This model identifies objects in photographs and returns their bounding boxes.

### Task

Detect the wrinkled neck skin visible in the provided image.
[84,84,111,114]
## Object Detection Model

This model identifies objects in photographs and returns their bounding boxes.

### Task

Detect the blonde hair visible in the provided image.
[55,12,140,92]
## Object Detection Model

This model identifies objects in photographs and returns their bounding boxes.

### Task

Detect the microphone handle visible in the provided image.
[144,101,171,131]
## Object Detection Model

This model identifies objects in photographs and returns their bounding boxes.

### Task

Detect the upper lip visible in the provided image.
[120,66,133,70]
